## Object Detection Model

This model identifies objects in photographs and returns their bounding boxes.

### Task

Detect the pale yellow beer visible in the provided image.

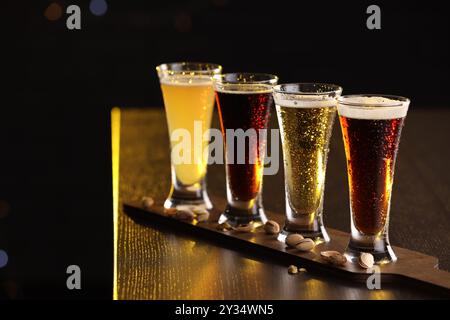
[157,62,221,209]
[160,76,215,185]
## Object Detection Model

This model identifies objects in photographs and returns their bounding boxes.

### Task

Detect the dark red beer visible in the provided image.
[338,94,410,264]
[215,89,273,202]
[340,116,405,235]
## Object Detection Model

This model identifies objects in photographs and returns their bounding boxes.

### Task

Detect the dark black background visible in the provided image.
[0,0,449,299]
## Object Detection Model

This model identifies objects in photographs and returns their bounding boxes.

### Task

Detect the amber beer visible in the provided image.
[338,95,410,263]
[273,83,342,242]
[213,73,278,226]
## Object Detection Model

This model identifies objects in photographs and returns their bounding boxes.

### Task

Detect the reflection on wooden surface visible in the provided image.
[115,108,450,299]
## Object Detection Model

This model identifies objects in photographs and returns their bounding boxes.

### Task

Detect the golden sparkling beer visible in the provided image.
[273,83,342,242]
[277,105,336,215]
[160,76,214,185]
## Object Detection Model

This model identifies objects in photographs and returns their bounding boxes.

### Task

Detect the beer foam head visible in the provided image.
[213,73,278,94]
[273,95,338,108]
[213,83,273,94]
[273,83,342,108]
[337,95,410,120]
[157,62,221,76]
[160,75,213,86]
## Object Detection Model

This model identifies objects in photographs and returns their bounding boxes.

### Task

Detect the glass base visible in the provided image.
[218,204,266,227]
[163,185,212,210]
[278,217,330,243]
[277,225,330,244]
[345,237,397,264]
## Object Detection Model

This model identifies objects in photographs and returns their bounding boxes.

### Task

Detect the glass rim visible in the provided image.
[212,72,279,85]
[338,94,410,108]
[273,83,343,96]
[156,62,222,75]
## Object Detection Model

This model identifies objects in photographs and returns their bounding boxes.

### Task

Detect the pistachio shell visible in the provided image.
[359,252,374,269]
[264,220,280,235]
[192,208,209,216]
[288,265,298,274]
[196,211,209,222]
[320,251,347,266]
[320,250,341,258]
[329,254,347,266]
[286,233,304,248]
[233,224,253,232]
[175,209,195,221]
[194,209,210,222]
[295,238,315,252]
[141,197,154,209]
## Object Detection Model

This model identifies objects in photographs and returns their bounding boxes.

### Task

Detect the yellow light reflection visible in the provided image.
[111,107,121,300]
[303,278,328,300]
[187,250,220,299]
[369,288,393,300]
[384,158,393,206]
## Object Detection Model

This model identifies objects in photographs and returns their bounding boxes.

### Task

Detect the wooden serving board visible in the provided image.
[124,196,450,293]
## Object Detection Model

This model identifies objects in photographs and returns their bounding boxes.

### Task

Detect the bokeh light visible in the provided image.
[0,200,10,219]
[89,0,108,16]
[0,250,8,268]
[44,2,63,21]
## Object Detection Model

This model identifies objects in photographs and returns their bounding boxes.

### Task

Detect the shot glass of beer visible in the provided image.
[273,83,342,243]
[156,62,222,210]
[337,95,410,263]
[213,73,278,227]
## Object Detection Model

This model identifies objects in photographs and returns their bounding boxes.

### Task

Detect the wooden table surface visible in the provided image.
[115,107,450,300]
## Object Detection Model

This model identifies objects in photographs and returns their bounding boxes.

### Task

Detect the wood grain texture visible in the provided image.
[124,196,450,292]
[116,108,450,299]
